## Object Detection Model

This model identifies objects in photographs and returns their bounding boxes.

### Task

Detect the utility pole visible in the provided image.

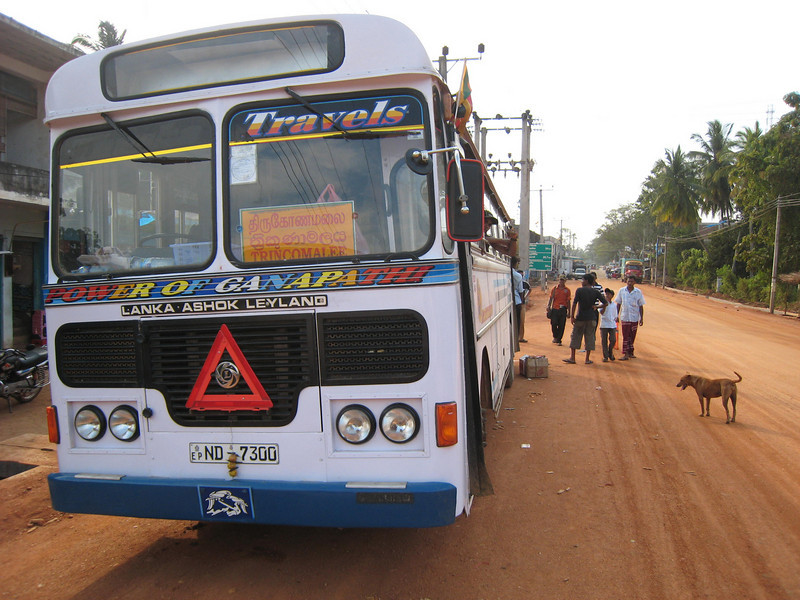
[473,113,482,158]
[769,197,782,314]
[438,47,449,83]
[436,44,484,85]
[481,111,542,277]
[654,238,659,287]
[520,112,531,274]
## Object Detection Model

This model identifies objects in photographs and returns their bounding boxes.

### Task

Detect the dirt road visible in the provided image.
[2,279,800,600]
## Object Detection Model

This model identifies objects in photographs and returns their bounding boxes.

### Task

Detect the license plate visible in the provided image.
[189,443,279,465]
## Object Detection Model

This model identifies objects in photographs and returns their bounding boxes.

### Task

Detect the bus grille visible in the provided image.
[56,322,140,386]
[319,310,428,384]
[144,316,317,426]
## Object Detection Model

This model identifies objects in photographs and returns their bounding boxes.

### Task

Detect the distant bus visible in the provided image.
[623,260,644,282]
[43,14,517,528]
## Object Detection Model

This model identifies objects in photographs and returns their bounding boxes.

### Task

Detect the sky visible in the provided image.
[5,0,798,249]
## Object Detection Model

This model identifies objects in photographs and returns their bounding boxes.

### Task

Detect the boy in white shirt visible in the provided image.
[599,288,618,362]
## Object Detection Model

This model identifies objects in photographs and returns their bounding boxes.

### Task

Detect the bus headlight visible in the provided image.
[74,405,106,441]
[337,405,375,444]
[109,405,140,441]
[380,404,419,443]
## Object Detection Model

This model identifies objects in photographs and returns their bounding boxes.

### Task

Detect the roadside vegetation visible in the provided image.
[71,20,126,51]
[589,92,800,314]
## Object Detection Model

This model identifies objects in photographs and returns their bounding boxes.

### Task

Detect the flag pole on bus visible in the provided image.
[454,60,472,134]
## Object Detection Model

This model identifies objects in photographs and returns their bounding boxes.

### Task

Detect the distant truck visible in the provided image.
[571,259,586,279]
[558,257,574,278]
[558,257,589,279]
[622,259,643,282]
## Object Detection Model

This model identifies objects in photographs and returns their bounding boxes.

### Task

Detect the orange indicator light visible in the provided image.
[435,402,458,447]
[46,405,60,444]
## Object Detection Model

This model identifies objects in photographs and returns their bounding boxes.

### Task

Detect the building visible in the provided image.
[0,13,82,346]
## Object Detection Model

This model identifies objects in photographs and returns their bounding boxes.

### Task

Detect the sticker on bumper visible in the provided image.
[198,487,254,521]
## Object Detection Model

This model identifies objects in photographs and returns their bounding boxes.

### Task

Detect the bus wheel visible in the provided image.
[504,354,515,388]
[505,318,515,388]
[480,364,492,446]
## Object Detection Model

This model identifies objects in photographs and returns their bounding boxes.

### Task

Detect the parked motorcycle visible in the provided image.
[1,345,49,412]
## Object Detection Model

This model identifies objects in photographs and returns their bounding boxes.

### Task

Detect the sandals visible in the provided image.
[562,359,576,364]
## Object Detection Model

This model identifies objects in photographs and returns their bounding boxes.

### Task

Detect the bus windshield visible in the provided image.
[226,93,432,264]
[54,113,214,278]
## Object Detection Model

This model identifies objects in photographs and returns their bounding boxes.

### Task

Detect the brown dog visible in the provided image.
[676,372,742,424]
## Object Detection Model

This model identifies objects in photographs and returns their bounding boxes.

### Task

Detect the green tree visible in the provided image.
[690,120,735,220]
[589,203,650,263]
[730,93,800,274]
[734,122,762,151]
[676,248,714,290]
[72,21,127,51]
[649,146,702,227]
[590,92,800,291]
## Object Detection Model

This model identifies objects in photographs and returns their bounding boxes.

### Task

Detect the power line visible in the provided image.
[663,192,800,244]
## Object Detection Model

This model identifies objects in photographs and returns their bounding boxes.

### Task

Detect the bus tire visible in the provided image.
[504,355,514,388]
[480,363,492,446]
[505,316,515,388]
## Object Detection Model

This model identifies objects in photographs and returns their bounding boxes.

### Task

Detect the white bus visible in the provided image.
[44,14,517,527]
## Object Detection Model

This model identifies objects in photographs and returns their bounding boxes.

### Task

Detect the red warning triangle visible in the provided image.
[185,324,273,412]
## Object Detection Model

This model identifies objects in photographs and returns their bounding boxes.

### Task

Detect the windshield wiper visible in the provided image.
[283,88,413,141]
[284,87,351,137]
[101,113,209,165]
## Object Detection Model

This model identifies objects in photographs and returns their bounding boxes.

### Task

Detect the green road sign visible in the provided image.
[529,243,553,270]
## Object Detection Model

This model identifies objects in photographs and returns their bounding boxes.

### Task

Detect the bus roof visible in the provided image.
[45,14,438,124]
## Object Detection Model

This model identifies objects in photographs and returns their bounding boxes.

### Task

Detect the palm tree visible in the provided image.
[649,146,701,227]
[690,120,735,221]
[72,21,127,51]
[734,122,762,150]
[730,122,763,212]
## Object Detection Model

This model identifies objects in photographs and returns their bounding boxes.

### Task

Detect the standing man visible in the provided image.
[562,274,607,365]
[511,257,523,350]
[616,276,645,360]
[547,275,571,346]
[519,273,530,343]
[589,271,604,336]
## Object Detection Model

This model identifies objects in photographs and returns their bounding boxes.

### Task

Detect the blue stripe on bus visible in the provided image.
[48,473,457,528]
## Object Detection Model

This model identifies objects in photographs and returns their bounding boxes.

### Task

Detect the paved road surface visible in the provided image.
[2,279,799,599]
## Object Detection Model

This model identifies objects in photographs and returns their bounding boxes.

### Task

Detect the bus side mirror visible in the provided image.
[446,158,485,242]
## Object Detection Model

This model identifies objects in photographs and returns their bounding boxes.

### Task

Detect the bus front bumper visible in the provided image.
[48,473,457,528]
